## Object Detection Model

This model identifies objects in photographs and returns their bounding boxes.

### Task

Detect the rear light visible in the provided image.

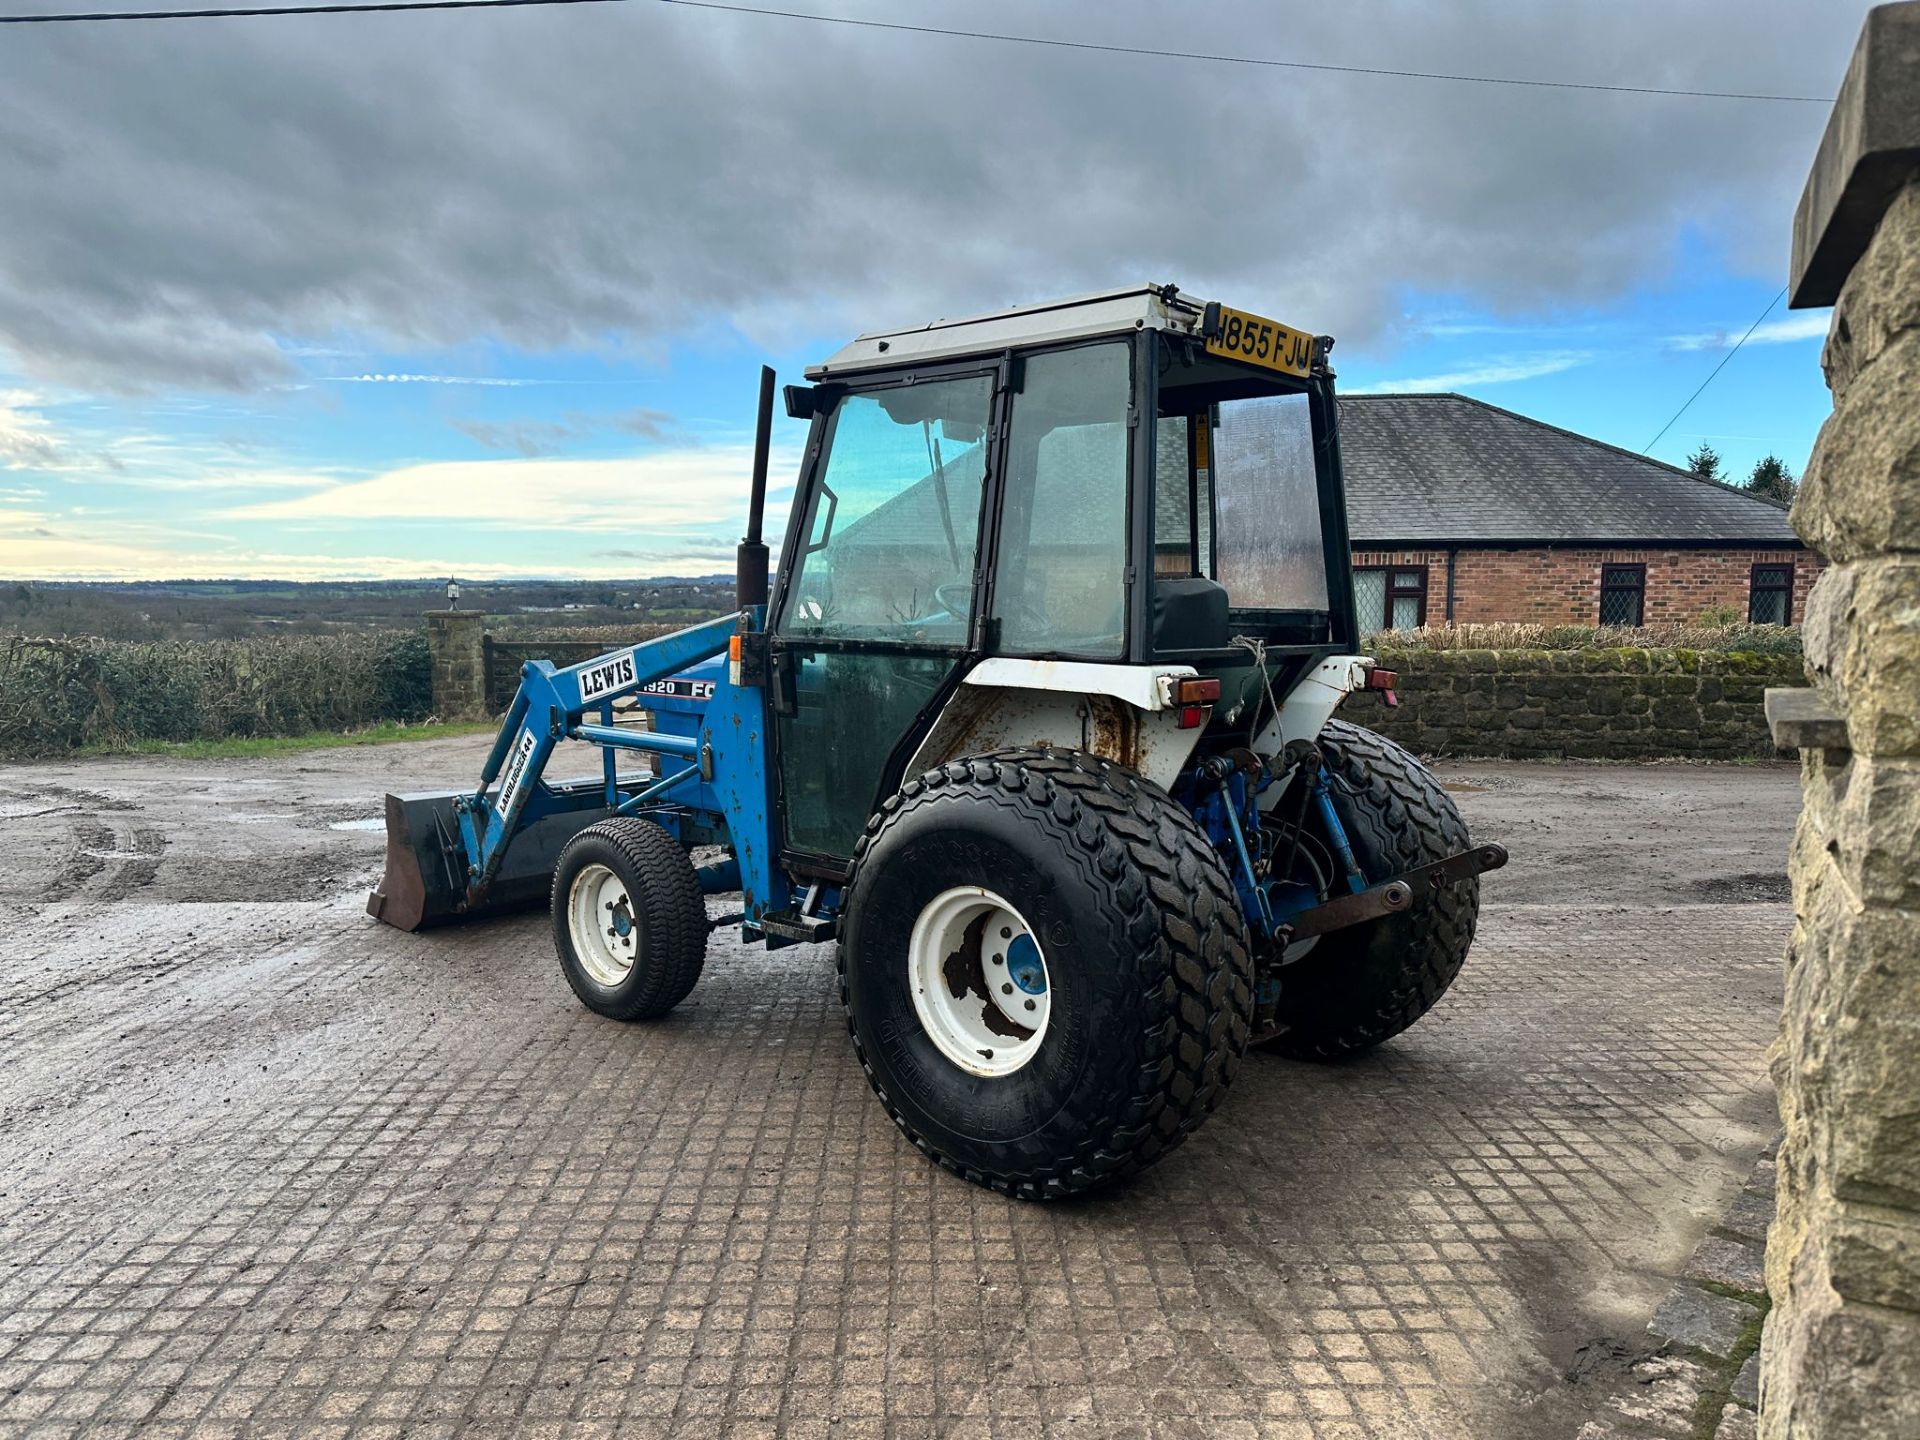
[1365,667,1400,708]
[1175,677,1221,705]
[728,633,744,686]
[1177,705,1208,730]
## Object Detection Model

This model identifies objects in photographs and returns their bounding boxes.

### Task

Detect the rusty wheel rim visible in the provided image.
[907,886,1050,1078]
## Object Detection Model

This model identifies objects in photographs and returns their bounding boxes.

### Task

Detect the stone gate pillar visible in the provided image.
[425,610,488,721]
[1764,6,1920,1436]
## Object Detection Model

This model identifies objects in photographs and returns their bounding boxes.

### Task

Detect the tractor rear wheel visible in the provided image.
[551,817,708,1020]
[1262,719,1479,1060]
[838,748,1253,1200]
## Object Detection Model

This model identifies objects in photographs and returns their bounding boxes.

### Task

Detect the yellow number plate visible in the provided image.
[1204,305,1316,378]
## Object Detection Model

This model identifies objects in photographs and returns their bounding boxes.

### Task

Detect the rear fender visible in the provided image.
[1255,654,1373,750]
[1252,653,1374,805]
[904,658,1207,791]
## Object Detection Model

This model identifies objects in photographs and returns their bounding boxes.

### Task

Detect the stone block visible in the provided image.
[1793,331,1920,561]
[1734,1348,1761,1408]
[1649,1284,1759,1358]
[1817,755,1920,906]
[1609,1353,1712,1431]
[1791,5,1920,308]
[1824,182,1920,390]
[1686,1236,1768,1296]
[1719,1400,1759,1439]
[1761,1282,1920,1440]
[1826,1208,1920,1313]
[1723,1187,1777,1245]
[1805,560,1920,757]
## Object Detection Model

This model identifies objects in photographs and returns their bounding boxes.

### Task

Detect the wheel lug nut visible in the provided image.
[1001,983,1013,995]
[1024,999,1035,1011]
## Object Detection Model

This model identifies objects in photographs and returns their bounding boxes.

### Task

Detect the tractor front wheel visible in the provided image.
[838,748,1254,1200]
[551,817,708,1020]
[1262,719,1479,1060]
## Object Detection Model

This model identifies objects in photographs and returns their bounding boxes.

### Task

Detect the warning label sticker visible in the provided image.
[493,726,538,821]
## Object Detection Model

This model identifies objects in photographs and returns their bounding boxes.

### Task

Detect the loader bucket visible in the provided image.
[366,778,614,931]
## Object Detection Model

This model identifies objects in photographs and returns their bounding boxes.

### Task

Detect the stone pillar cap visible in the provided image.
[1791,3,1920,308]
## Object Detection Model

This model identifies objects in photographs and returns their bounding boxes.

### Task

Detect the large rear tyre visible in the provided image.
[1263,718,1479,1060]
[551,817,707,1020]
[839,748,1253,1200]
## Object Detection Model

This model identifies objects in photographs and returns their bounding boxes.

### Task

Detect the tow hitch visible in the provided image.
[1279,843,1508,946]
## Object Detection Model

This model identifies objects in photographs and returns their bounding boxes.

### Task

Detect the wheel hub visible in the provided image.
[907,887,1051,1078]
[569,863,639,986]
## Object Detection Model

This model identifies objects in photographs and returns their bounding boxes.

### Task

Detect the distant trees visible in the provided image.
[1746,454,1799,506]
[1681,444,1800,508]
[1686,443,1724,480]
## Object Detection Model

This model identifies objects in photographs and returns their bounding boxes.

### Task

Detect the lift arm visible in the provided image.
[454,612,742,893]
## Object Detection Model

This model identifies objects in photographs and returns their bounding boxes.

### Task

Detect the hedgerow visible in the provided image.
[0,631,433,757]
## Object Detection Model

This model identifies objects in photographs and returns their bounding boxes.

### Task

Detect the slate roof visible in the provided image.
[1338,393,1799,546]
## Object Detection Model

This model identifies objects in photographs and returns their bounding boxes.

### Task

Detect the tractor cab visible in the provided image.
[767,283,1355,865]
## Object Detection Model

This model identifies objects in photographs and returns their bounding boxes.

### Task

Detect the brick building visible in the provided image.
[1338,393,1818,629]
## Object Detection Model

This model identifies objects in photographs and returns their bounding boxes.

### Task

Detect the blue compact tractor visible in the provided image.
[371,284,1506,1199]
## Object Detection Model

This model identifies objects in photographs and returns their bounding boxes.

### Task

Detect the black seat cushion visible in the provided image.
[1152,577,1230,652]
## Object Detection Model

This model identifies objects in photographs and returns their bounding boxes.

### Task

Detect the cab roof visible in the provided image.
[806,283,1213,380]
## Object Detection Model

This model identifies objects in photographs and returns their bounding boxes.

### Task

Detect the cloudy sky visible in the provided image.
[0,0,1869,580]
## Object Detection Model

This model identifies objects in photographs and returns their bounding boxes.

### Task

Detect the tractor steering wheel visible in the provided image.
[933,582,973,619]
[934,581,1048,633]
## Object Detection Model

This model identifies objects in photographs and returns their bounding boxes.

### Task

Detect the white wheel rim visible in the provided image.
[907,886,1051,1078]
[569,862,640,987]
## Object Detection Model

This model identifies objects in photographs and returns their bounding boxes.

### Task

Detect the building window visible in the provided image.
[1354,566,1428,632]
[1749,564,1794,625]
[1598,564,1646,626]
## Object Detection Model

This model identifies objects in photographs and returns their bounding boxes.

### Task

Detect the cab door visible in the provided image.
[769,366,999,865]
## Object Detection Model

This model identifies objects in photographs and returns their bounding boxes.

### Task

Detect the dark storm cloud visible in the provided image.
[0,0,1863,392]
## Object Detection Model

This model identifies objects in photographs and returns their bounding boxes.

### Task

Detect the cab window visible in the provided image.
[991,343,1132,657]
[777,377,992,643]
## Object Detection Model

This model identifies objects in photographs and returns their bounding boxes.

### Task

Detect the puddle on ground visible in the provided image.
[328,817,386,832]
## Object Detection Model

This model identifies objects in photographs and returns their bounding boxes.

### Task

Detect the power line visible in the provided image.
[0,0,1837,106]
[1643,286,1788,456]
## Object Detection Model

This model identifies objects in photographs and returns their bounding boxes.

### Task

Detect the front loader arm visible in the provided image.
[456,612,743,895]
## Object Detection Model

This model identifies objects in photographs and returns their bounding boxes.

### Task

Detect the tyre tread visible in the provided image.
[839,748,1253,1200]
[1264,718,1478,1060]
[552,818,707,1020]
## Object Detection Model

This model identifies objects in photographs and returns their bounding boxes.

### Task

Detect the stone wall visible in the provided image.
[483,638,629,713]
[1765,9,1920,1436]
[1361,646,1799,760]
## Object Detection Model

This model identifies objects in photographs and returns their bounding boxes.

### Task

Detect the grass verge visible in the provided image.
[78,720,499,760]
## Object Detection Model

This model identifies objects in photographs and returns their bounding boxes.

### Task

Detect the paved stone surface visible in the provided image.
[0,742,1798,1438]
[1604,1355,1710,1433]
[1719,1189,1776,1245]
[1647,1286,1760,1360]
[1684,1237,1767,1296]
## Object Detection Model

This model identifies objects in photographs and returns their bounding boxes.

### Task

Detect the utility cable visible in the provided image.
[1642,286,1788,455]
[0,0,1839,107]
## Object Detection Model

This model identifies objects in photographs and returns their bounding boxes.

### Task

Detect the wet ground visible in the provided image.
[0,737,1799,1438]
